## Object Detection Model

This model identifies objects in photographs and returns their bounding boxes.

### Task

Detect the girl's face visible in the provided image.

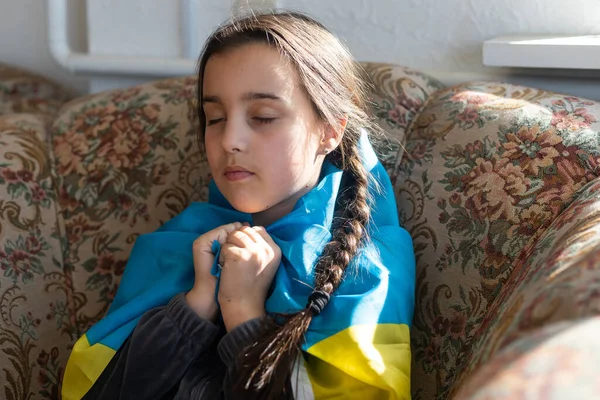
[202,43,329,226]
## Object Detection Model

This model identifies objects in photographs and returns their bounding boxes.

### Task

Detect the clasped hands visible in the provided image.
[185,222,281,332]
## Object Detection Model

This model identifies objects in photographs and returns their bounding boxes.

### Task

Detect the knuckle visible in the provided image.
[241,250,252,262]
[264,246,274,258]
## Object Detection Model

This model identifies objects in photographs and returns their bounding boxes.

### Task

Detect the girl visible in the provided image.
[62,11,415,400]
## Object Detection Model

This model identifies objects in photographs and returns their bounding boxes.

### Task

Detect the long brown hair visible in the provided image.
[196,11,378,399]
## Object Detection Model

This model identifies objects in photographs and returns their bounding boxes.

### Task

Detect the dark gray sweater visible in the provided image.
[82,293,293,399]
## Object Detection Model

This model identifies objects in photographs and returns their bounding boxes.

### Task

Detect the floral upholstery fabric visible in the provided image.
[0,64,72,123]
[455,178,600,398]
[50,77,207,339]
[399,83,600,399]
[0,114,68,400]
[361,62,444,178]
[456,178,600,383]
[456,316,600,399]
[3,60,600,400]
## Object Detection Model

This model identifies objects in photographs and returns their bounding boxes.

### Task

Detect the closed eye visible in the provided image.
[207,118,224,126]
[254,117,276,124]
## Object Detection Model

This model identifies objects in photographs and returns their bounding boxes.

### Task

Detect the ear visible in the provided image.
[320,117,347,154]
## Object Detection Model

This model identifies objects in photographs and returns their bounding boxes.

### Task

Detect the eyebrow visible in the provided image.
[202,92,283,104]
[243,92,282,102]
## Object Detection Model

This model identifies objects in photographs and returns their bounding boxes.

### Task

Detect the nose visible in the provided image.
[220,117,247,153]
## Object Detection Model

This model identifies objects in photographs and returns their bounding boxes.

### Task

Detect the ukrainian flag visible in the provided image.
[62,133,415,399]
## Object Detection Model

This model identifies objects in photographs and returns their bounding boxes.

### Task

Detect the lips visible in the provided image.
[224,165,254,182]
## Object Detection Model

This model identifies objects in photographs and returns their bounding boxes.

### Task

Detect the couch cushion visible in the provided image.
[399,83,600,399]
[0,63,72,122]
[0,114,68,400]
[50,77,207,335]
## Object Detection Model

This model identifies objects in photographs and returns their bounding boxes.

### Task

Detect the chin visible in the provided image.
[224,195,265,214]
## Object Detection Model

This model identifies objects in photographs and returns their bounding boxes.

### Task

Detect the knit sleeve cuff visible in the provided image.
[217,317,264,367]
[166,293,222,346]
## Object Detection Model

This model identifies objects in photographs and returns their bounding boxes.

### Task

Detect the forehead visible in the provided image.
[203,43,299,100]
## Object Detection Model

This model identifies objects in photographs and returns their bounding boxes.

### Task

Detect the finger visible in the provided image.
[195,222,244,248]
[202,222,244,249]
[251,226,281,263]
[218,243,231,265]
[227,229,256,248]
[219,243,246,265]
[218,243,233,265]
[251,226,277,248]
[213,222,244,245]
[238,226,263,243]
[193,222,243,267]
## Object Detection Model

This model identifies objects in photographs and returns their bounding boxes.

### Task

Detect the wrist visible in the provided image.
[185,288,219,322]
[220,300,265,332]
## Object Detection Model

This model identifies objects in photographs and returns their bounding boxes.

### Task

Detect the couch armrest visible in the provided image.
[453,177,600,395]
[0,114,70,399]
[50,77,209,333]
[401,82,600,399]
[456,316,600,399]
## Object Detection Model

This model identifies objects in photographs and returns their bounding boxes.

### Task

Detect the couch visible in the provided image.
[1,61,599,399]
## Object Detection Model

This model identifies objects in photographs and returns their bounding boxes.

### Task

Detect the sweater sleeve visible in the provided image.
[82,293,223,400]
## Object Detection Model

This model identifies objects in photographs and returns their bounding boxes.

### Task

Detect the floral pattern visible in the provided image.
[451,178,600,397]
[0,63,72,123]
[399,83,600,399]
[361,62,444,179]
[0,115,70,400]
[455,316,600,399]
[50,77,210,337]
[3,62,600,399]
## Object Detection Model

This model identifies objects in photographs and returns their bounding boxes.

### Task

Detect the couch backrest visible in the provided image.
[50,76,205,337]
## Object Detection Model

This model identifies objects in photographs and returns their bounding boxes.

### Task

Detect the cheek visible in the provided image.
[276,124,319,160]
[204,136,221,174]
[267,136,319,185]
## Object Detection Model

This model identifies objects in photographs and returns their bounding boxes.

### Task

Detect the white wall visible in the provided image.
[0,0,89,94]
[85,0,242,92]
[284,0,600,100]
[285,0,600,74]
[2,0,600,98]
